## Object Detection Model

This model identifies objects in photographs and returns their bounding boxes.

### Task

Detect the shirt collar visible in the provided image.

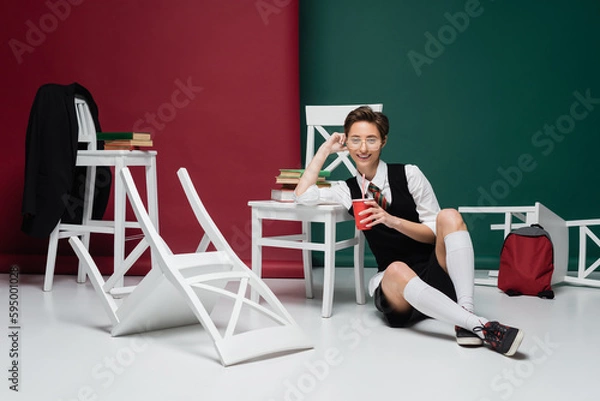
[354,160,388,190]
[371,160,388,189]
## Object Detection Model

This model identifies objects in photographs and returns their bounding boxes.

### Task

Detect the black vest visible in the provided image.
[347,164,435,271]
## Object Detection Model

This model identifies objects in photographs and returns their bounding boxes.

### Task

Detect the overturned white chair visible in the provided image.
[69,167,312,366]
[459,202,600,288]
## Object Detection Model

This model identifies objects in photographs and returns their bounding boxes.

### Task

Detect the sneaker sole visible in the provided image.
[503,329,524,356]
[457,337,484,346]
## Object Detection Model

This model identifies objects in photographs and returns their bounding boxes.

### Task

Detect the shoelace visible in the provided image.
[473,324,492,338]
[473,322,504,341]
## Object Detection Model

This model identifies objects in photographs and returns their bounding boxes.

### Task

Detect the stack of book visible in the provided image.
[97,132,153,150]
[271,169,331,202]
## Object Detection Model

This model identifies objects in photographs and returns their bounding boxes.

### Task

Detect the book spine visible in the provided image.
[97,132,152,140]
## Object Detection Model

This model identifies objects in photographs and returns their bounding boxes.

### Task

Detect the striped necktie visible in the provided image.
[368,183,388,210]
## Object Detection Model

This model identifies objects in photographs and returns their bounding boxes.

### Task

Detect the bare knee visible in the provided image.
[437,208,467,236]
[382,262,416,291]
[381,262,416,312]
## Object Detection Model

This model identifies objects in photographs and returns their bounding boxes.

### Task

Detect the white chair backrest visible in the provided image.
[120,167,173,261]
[305,104,383,175]
[176,168,231,254]
[74,97,98,150]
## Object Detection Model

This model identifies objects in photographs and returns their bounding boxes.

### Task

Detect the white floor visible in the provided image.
[1,268,599,401]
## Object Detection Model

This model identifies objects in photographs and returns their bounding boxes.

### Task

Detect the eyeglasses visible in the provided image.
[346,137,382,150]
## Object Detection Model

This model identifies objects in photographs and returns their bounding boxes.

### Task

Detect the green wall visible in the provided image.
[299,0,600,269]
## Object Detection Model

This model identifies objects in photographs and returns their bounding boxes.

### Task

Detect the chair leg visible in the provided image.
[44,223,61,291]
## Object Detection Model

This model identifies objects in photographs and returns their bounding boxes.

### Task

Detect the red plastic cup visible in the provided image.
[352,199,372,230]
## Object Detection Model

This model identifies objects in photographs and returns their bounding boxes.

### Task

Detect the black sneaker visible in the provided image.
[455,326,483,346]
[475,321,524,356]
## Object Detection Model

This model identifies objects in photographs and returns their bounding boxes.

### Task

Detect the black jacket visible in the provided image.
[21,83,111,238]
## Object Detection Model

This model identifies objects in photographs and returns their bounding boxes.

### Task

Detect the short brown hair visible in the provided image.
[344,106,389,141]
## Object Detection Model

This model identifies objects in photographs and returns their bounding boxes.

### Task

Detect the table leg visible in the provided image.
[146,157,159,271]
[251,208,262,302]
[114,160,125,288]
[354,229,366,305]
[146,157,159,230]
[302,220,314,299]
[321,213,336,318]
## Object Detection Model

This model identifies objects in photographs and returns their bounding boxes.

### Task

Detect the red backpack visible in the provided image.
[498,224,555,299]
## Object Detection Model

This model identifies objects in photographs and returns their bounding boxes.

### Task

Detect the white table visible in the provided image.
[247,200,365,317]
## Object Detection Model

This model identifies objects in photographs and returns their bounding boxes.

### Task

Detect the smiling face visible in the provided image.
[343,106,389,180]
[346,121,385,179]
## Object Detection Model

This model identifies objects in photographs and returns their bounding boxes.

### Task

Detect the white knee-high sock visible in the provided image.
[403,276,488,334]
[444,230,475,313]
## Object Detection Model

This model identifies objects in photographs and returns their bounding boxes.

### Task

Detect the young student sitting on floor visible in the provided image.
[294,106,524,356]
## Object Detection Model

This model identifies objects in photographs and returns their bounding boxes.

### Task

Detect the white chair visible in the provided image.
[459,202,600,288]
[564,218,600,287]
[68,167,312,366]
[44,97,158,291]
[248,103,383,318]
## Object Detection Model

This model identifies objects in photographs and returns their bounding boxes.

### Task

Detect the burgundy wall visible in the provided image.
[1,0,303,277]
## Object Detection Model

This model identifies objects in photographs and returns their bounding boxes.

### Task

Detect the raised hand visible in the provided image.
[324,132,348,154]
